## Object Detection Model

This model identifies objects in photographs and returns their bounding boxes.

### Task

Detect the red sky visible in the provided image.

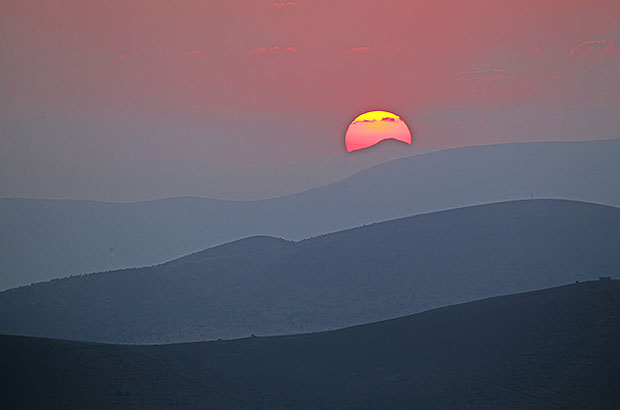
[1,0,619,200]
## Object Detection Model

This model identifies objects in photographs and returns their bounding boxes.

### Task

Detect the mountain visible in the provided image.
[1,199,619,343]
[0,334,251,410]
[2,280,620,410]
[1,138,620,290]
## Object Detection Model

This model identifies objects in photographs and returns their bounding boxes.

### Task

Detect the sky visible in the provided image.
[1,0,619,201]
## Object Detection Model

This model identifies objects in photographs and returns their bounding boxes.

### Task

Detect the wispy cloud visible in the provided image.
[113,53,128,62]
[353,117,401,125]
[184,50,203,56]
[343,46,374,55]
[456,68,521,80]
[528,48,543,57]
[246,46,296,55]
[273,1,295,8]
[570,40,619,57]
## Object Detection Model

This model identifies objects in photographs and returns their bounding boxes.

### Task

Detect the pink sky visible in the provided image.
[1,0,619,200]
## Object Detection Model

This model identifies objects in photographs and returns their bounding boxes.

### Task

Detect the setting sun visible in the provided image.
[345,110,412,152]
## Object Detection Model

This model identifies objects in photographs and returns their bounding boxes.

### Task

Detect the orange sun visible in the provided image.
[344,110,412,152]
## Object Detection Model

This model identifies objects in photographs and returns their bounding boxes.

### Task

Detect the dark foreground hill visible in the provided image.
[2,139,620,290]
[1,199,619,343]
[2,280,620,410]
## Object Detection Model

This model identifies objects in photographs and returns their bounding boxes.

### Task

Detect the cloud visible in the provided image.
[245,46,296,55]
[113,54,128,62]
[456,68,521,80]
[528,48,543,57]
[352,117,401,125]
[273,1,295,8]
[570,40,620,57]
[184,50,203,56]
[343,46,374,55]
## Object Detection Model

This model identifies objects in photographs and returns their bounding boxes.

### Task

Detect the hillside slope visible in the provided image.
[0,335,256,410]
[2,138,620,289]
[0,199,619,343]
[2,280,620,410]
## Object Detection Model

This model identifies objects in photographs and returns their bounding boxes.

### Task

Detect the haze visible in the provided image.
[2,0,619,201]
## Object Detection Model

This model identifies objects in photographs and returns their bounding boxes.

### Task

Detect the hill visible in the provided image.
[2,280,620,410]
[0,199,619,343]
[2,138,620,290]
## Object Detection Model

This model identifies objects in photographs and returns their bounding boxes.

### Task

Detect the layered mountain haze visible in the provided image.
[2,280,619,410]
[1,199,618,343]
[2,139,620,290]
[4,1,620,408]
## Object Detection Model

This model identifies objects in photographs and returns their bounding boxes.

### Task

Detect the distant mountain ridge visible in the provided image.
[2,138,620,290]
[1,199,619,343]
[2,280,620,410]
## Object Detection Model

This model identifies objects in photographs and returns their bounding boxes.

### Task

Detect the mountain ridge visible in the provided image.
[2,138,620,290]
[2,279,619,410]
[1,199,619,343]
[5,138,619,205]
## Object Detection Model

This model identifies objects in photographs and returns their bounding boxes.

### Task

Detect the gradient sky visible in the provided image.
[1,0,619,200]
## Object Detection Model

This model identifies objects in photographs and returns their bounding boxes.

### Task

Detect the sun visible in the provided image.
[344,110,412,152]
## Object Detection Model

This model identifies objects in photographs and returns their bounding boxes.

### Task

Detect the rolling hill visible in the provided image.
[2,138,620,290]
[0,199,619,343]
[2,280,619,410]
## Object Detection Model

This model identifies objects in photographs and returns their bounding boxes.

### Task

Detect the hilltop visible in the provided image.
[1,199,619,343]
[2,138,620,289]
